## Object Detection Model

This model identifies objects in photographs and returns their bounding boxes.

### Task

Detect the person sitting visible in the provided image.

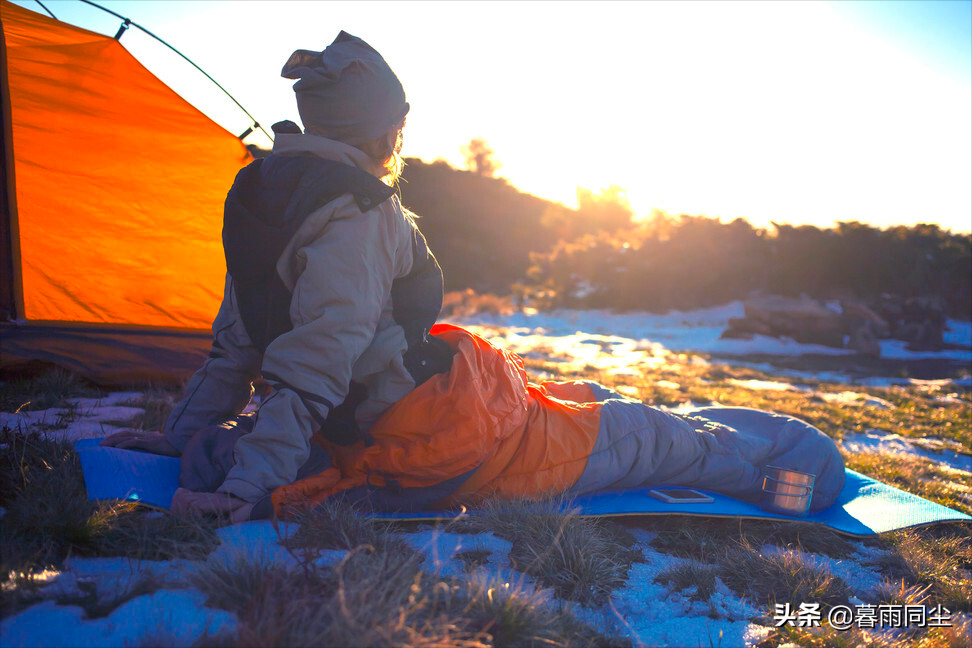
[105,32,845,523]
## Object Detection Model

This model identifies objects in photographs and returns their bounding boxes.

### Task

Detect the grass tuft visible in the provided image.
[716,537,853,609]
[454,549,493,572]
[655,562,718,602]
[0,369,104,412]
[458,497,643,607]
[120,385,181,432]
[763,521,858,559]
[283,499,412,558]
[0,424,218,617]
[193,539,623,648]
[875,527,972,613]
[94,510,221,562]
[0,425,117,568]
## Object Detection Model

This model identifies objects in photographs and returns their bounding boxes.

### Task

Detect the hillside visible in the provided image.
[398,158,971,321]
[399,158,563,293]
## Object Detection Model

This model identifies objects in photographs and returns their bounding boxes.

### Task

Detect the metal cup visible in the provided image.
[760,465,815,517]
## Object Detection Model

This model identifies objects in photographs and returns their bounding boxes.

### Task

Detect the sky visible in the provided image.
[10,0,972,233]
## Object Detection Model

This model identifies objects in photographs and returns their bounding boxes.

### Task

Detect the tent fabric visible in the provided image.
[0,322,211,384]
[1,0,251,333]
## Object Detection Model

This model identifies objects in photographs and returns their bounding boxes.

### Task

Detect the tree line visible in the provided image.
[250,143,970,320]
[399,155,970,320]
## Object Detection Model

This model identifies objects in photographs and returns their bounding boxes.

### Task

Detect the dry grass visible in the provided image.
[0,425,120,569]
[455,497,643,607]
[762,521,860,559]
[654,562,718,602]
[758,614,972,648]
[640,517,856,564]
[283,498,408,555]
[0,424,218,620]
[1,353,969,646]
[0,368,104,412]
[454,549,493,572]
[119,385,181,432]
[715,537,854,609]
[93,510,220,562]
[193,541,622,647]
[874,527,972,613]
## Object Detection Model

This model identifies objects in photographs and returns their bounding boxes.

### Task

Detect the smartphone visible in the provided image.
[649,488,714,504]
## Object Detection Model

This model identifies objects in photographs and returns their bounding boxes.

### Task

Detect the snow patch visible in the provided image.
[0,590,236,648]
[452,303,972,381]
[841,430,971,475]
[818,391,894,409]
[602,546,770,647]
[728,379,799,392]
[205,520,300,569]
[64,392,144,409]
[0,402,144,441]
[404,530,514,579]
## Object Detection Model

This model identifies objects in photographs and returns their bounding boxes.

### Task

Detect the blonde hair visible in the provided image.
[360,123,405,186]
[305,120,405,186]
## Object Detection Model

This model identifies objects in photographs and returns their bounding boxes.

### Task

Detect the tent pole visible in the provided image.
[33,0,57,20]
[0,21,26,322]
[79,0,273,144]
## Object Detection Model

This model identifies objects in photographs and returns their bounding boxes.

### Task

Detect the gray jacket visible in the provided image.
[164,131,440,502]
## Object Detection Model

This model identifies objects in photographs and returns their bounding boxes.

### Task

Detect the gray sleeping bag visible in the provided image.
[181,385,846,515]
[569,397,846,512]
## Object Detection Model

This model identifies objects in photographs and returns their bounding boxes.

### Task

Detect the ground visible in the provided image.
[1,301,969,647]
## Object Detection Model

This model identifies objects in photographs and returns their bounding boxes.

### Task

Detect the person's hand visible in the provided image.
[170,487,254,523]
[101,430,180,457]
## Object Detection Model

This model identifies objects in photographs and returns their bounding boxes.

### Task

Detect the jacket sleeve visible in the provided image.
[218,201,404,502]
[163,274,262,452]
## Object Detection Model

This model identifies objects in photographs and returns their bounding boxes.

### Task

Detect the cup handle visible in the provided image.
[762,475,812,497]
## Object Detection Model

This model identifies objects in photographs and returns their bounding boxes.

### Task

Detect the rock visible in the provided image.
[897,322,923,345]
[743,295,836,322]
[841,300,890,338]
[906,320,945,352]
[848,324,881,357]
[743,295,845,347]
[719,327,754,340]
[726,317,774,336]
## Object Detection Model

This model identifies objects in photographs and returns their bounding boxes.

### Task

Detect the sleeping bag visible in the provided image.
[252,324,845,518]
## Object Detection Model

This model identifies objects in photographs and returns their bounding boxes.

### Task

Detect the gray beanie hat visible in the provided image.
[281,31,409,146]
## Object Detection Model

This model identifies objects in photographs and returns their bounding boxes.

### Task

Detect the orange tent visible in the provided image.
[1,1,252,383]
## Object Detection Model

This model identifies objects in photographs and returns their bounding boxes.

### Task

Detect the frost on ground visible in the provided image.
[0,392,144,442]
[840,430,971,476]
[1,302,969,647]
[453,301,972,382]
[0,520,770,648]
